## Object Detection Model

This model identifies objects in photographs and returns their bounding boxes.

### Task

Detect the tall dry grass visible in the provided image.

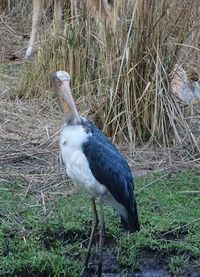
[19,0,200,147]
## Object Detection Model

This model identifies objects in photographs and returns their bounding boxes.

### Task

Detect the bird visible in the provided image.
[25,0,115,59]
[51,71,140,277]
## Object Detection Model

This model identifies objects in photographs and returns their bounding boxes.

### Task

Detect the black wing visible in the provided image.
[82,121,135,215]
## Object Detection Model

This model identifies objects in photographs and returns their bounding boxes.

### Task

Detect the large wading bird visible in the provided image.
[25,0,115,59]
[51,71,140,277]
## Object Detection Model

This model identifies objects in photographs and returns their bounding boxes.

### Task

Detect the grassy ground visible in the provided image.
[0,170,200,276]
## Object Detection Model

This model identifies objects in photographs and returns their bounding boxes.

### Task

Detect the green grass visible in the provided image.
[0,170,200,276]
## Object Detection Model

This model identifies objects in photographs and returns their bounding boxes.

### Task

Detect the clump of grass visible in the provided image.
[19,0,200,146]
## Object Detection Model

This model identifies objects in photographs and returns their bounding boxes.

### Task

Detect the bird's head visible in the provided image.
[51,71,80,124]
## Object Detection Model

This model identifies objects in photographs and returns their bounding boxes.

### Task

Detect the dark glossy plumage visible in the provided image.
[81,119,140,232]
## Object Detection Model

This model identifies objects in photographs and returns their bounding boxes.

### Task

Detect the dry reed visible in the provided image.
[8,0,200,149]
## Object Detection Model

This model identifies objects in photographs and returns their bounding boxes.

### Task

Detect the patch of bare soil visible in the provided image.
[134,247,200,277]
[100,247,200,277]
[84,244,200,277]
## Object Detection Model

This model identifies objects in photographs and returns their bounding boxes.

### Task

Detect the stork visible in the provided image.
[25,0,116,59]
[51,71,140,276]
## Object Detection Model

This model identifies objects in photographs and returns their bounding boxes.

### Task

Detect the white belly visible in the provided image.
[59,124,129,220]
[60,124,107,198]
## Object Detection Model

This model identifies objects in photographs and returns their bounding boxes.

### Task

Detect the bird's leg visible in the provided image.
[25,0,44,59]
[97,196,105,277]
[82,198,99,273]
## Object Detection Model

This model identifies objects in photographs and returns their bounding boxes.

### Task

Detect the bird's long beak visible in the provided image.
[51,71,80,124]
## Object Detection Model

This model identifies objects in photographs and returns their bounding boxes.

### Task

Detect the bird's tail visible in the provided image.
[121,200,140,233]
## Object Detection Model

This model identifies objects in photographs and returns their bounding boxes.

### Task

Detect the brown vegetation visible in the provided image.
[0,0,200,155]
[25,0,116,59]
